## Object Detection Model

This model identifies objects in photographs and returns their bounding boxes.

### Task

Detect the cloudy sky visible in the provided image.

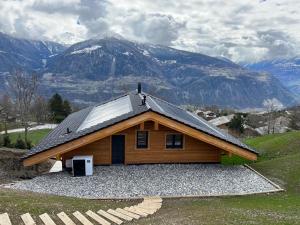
[0,0,299,62]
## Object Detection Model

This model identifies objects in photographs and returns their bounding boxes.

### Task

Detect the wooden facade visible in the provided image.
[24,111,257,166]
[61,121,221,165]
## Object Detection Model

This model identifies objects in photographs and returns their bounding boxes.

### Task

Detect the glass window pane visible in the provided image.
[137,131,148,149]
[166,134,173,148]
[166,134,183,149]
[174,134,183,147]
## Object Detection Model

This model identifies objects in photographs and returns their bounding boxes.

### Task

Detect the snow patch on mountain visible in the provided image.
[70,45,102,55]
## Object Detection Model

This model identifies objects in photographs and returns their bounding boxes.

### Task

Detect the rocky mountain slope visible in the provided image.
[0,33,297,109]
[245,57,300,97]
[0,32,65,72]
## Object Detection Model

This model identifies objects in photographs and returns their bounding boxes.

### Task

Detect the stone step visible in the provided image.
[86,210,111,225]
[115,208,140,219]
[73,211,93,225]
[123,207,148,217]
[97,210,123,225]
[21,213,36,225]
[107,209,132,221]
[39,213,56,225]
[132,206,155,214]
[0,213,12,225]
[57,212,76,225]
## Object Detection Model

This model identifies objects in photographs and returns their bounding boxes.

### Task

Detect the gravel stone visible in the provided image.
[10,164,278,198]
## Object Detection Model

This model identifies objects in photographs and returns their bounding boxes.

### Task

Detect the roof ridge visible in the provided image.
[143,92,189,113]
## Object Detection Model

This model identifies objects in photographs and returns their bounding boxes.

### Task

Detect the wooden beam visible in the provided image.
[154,121,159,130]
[23,111,257,166]
[147,112,257,161]
[140,122,144,130]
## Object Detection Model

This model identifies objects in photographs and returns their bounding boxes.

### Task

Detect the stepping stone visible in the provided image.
[0,213,12,225]
[97,210,123,225]
[107,209,132,221]
[86,210,110,225]
[39,213,56,225]
[21,213,36,225]
[132,206,155,214]
[138,204,160,210]
[123,207,148,217]
[73,211,93,225]
[115,208,140,219]
[57,212,76,225]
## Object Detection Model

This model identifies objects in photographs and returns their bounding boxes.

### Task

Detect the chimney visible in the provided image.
[137,82,142,94]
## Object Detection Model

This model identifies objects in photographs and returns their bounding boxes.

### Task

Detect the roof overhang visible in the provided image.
[23,111,257,166]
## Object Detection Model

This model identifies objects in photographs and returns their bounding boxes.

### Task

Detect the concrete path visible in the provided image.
[0,124,57,134]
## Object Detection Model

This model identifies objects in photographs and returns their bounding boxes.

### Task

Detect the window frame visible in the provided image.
[136,130,149,150]
[165,133,184,150]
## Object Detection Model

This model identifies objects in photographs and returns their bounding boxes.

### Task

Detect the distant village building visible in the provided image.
[209,114,234,131]
[255,116,291,135]
[196,110,217,120]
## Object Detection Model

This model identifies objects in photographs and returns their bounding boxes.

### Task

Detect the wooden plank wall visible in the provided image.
[118,121,221,164]
[62,136,111,165]
[62,121,221,165]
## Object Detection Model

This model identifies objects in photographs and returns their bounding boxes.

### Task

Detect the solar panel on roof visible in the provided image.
[77,95,132,131]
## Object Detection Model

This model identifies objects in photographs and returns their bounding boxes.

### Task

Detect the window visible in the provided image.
[136,131,148,149]
[166,134,183,149]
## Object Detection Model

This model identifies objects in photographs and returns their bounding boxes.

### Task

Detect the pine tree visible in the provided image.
[49,93,72,123]
[63,100,72,117]
[228,114,245,134]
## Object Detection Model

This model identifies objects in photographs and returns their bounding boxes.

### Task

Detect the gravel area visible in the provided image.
[9,164,279,198]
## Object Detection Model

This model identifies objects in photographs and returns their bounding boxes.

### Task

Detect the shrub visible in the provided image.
[3,134,12,147]
[15,135,26,149]
[26,140,32,149]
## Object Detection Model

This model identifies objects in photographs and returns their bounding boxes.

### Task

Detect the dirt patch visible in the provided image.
[0,147,52,184]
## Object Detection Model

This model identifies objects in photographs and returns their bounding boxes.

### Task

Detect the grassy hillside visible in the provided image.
[245,131,300,161]
[244,131,300,193]
[7,129,52,146]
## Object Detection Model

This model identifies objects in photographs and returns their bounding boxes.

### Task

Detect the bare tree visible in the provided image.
[263,98,284,134]
[9,70,38,147]
[31,95,49,123]
[0,95,14,134]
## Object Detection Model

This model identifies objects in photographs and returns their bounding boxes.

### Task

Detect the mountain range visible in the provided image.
[0,32,298,109]
[245,58,300,98]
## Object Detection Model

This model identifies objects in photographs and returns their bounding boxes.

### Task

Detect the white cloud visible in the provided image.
[0,0,299,62]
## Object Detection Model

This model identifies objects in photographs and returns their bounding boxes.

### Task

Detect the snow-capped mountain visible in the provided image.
[0,32,65,71]
[0,33,298,109]
[245,57,300,97]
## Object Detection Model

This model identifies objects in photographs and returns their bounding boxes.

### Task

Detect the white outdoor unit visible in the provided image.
[72,155,93,176]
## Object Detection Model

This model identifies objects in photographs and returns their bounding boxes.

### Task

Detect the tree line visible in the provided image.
[0,70,72,149]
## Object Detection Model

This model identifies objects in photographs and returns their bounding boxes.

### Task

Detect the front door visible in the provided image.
[112,135,125,164]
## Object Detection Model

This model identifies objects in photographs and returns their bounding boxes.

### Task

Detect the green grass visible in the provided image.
[244,131,300,193]
[244,131,300,160]
[221,155,251,165]
[8,129,52,146]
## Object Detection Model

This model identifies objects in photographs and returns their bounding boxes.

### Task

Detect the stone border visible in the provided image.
[244,164,284,191]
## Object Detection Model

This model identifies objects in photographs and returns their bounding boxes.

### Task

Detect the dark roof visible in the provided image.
[24,91,257,159]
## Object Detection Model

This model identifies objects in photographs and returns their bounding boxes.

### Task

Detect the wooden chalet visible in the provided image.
[23,85,258,167]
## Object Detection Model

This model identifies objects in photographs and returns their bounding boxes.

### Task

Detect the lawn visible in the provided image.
[1,131,300,224]
[8,129,52,146]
